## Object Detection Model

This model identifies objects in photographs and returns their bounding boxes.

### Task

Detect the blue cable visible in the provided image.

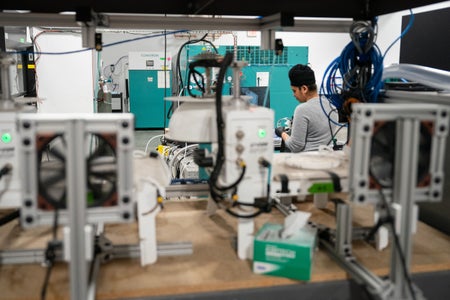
[320,58,347,127]
[6,29,189,56]
[383,9,414,59]
[320,17,387,113]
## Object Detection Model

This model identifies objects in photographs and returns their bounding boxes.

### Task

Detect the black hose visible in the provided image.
[208,52,234,203]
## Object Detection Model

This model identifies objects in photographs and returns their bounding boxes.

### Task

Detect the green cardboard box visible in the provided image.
[253,223,317,281]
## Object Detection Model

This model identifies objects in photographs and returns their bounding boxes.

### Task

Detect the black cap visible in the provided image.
[288,64,315,87]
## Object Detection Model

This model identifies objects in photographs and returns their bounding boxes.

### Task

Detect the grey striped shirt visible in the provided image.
[284,96,338,152]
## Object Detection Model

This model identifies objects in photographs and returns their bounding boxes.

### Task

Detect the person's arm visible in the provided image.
[284,105,309,152]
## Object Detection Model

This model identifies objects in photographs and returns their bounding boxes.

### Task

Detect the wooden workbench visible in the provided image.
[1,198,450,300]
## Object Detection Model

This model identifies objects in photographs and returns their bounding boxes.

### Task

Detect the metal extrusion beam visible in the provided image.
[319,238,393,299]
[0,0,444,18]
[166,183,210,198]
[0,12,352,33]
[0,242,193,264]
[0,248,58,264]
[112,242,193,258]
[108,15,259,31]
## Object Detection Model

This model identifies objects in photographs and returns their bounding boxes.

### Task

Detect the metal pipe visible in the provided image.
[0,54,14,103]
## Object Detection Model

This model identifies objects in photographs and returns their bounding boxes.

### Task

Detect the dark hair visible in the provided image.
[289,64,316,88]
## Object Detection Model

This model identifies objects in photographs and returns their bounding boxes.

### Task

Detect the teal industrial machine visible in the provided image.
[180,45,309,125]
[128,52,172,129]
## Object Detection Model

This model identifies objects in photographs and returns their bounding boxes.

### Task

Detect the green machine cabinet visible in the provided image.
[184,45,308,126]
[228,46,309,125]
[128,52,172,129]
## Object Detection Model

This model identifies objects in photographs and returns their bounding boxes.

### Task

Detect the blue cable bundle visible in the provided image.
[321,10,415,120]
[321,20,384,113]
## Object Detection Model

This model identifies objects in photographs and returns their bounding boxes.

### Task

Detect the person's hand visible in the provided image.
[275,127,285,137]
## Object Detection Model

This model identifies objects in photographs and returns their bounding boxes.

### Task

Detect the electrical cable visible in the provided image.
[168,144,199,178]
[330,124,347,147]
[320,10,415,122]
[213,164,247,192]
[383,9,414,59]
[226,207,263,219]
[324,107,347,147]
[326,108,337,145]
[8,30,189,56]
[208,52,234,203]
[174,33,218,97]
[187,68,206,97]
[368,171,417,300]
[144,134,164,154]
[0,163,12,180]
[167,33,207,118]
[319,19,383,119]
[101,55,128,92]
[40,207,60,300]
[377,189,417,300]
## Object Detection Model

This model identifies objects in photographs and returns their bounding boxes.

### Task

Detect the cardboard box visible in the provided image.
[253,223,316,281]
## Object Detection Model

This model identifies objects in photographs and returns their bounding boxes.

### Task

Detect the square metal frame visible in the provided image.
[349,103,448,205]
[17,113,135,228]
[345,102,448,299]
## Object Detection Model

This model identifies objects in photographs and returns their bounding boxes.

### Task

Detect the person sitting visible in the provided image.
[275,64,338,152]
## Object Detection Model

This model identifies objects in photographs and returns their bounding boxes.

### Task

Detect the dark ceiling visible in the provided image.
[0,0,446,19]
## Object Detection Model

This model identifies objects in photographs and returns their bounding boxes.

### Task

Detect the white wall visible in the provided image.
[33,29,94,113]
[276,31,349,87]
[99,31,188,99]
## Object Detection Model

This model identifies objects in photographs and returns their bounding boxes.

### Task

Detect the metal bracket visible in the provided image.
[76,8,110,49]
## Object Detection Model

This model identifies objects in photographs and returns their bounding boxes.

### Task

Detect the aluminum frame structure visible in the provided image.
[0,113,195,300]
[323,103,449,300]
[349,103,448,205]
[16,113,135,300]
[18,113,135,227]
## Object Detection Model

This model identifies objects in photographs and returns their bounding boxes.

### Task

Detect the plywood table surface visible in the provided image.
[1,198,450,300]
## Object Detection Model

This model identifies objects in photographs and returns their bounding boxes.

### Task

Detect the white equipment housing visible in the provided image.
[223,105,274,259]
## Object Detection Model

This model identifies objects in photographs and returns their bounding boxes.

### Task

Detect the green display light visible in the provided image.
[1,133,12,144]
[258,129,266,138]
